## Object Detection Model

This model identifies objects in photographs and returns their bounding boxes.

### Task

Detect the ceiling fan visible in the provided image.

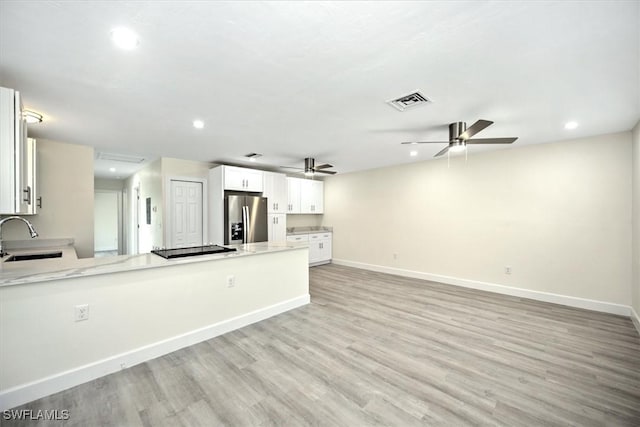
[281,157,337,176]
[402,120,518,157]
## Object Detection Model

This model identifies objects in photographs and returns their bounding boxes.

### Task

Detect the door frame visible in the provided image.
[164,176,208,249]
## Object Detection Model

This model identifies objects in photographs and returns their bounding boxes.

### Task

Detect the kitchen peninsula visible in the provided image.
[0,241,309,410]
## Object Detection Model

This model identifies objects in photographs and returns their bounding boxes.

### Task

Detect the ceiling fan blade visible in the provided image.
[280,166,304,170]
[401,141,450,145]
[466,137,518,144]
[314,163,333,170]
[434,146,449,157]
[459,119,493,140]
[314,169,337,175]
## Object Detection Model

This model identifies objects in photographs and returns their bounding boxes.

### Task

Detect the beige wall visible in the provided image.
[286,214,323,228]
[323,132,633,305]
[632,121,640,317]
[94,178,124,191]
[161,157,211,180]
[1,139,94,258]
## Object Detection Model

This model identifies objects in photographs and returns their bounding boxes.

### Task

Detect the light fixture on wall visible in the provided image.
[23,110,43,124]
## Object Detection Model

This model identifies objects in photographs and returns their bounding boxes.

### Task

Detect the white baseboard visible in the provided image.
[0,294,310,411]
[332,259,631,317]
[631,306,640,336]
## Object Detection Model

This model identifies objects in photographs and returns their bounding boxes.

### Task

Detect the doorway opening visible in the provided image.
[94,189,123,257]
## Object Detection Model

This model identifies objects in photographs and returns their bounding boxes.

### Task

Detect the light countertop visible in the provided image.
[0,241,306,287]
[286,226,332,235]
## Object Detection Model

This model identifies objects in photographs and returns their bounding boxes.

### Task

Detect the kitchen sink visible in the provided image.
[5,251,63,262]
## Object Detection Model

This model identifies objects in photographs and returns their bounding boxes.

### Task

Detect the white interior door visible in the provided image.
[171,180,203,248]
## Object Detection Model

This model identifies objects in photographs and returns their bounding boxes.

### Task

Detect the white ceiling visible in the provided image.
[1,1,638,178]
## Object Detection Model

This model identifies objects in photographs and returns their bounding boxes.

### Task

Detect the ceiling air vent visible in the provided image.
[97,152,146,163]
[386,91,431,112]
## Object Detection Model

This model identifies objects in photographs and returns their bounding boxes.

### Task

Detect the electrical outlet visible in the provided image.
[226,275,235,288]
[504,266,512,275]
[74,304,89,322]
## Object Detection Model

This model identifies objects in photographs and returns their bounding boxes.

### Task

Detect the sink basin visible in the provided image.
[5,251,63,262]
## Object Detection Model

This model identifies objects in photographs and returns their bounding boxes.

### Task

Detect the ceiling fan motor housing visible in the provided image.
[449,122,467,140]
[304,157,315,173]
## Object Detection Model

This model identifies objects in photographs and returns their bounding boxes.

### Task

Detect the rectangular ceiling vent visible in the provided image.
[386,91,431,111]
[97,152,146,163]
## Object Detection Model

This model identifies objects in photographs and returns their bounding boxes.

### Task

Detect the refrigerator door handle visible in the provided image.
[242,206,249,243]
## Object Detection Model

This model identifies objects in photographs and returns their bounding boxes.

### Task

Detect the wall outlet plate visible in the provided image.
[226,275,235,288]
[74,304,89,322]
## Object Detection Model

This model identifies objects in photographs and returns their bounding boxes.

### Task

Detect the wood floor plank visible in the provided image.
[5,264,640,426]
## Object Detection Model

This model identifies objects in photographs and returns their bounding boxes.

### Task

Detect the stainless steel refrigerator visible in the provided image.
[224,194,268,244]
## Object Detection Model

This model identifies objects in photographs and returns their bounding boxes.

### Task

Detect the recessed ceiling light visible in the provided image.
[564,121,578,130]
[109,167,116,172]
[111,27,139,50]
[409,150,418,157]
[193,120,204,129]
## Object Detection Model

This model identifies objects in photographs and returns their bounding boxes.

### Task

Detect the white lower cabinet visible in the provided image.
[268,214,287,242]
[287,232,331,266]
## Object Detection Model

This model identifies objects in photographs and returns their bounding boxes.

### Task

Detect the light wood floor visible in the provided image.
[6,264,640,426]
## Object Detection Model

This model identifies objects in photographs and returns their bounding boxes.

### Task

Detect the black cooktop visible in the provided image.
[151,245,237,259]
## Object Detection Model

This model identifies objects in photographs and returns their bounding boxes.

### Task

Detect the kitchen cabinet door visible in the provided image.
[0,87,33,215]
[300,179,323,214]
[267,213,286,242]
[308,232,331,264]
[286,177,301,214]
[263,172,287,213]
[22,138,37,214]
[223,166,263,192]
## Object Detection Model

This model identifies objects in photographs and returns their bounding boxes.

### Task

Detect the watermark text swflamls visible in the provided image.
[2,409,70,421]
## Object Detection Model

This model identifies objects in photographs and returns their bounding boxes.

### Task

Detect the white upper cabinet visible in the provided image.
[287,177,301,214]
[287,177,323,214]
[223,166,263,192]
[263,171,287,213]
[0,87,36,215]
[300,179,323,214]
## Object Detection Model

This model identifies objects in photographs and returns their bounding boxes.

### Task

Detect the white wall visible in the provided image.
[323,132,633,306]
[0,247,309,409]
[632,121,640,320]
[94,191,118,251]
[1,139,94,258]
[124,159,162,253]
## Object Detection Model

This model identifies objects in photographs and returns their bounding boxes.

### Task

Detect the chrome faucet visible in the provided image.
[0,216,38,257]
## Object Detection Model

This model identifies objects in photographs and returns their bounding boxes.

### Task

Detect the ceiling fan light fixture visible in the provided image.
[449,142,466,153]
